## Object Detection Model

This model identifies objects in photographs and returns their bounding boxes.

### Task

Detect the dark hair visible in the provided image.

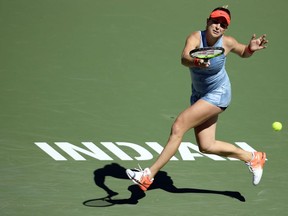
[211,7,231,19]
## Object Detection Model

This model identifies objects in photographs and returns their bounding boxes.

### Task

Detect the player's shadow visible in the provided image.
[83,163,245,207]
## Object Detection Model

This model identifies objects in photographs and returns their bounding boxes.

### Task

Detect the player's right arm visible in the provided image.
[181,31,203,68]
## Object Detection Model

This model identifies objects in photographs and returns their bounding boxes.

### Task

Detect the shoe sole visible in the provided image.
[253,152,266,185]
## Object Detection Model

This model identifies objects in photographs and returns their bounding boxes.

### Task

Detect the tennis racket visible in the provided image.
[190,47,225,62]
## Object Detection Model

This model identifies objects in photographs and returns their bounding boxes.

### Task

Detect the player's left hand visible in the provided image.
[249,34,268,51]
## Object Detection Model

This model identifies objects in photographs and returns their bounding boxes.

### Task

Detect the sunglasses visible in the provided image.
[210,19,228,29]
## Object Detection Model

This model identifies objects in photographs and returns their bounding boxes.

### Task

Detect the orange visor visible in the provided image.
[210,10,231,25]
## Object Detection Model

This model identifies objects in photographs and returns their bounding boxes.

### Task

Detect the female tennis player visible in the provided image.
[126,6,268,191]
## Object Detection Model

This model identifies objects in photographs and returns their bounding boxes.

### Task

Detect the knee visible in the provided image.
[198,142,214,154]
[171,118,186,138]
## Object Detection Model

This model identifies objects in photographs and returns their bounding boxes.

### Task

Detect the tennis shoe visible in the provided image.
[246,152,266,185]
[126,165,153,191]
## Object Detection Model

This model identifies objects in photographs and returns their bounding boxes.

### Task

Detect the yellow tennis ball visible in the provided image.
[272,122,282,131]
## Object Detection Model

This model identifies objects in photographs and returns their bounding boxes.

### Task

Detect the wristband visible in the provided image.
[193,58,201,66]
[246,45,254,54]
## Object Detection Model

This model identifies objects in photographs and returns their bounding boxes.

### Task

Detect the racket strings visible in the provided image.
[190,47,224,59]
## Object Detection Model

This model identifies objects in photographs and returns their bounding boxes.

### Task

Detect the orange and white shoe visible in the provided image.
[126,165,153,191]
[246,152,266,185]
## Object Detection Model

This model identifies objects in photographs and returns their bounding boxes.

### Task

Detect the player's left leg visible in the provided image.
[194,115,266,185]
[194,115,252,162]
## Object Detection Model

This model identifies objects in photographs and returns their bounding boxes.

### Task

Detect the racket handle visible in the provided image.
[203,59,210,66]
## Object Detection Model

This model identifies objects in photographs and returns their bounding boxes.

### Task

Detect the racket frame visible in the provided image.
[189,47,225,62]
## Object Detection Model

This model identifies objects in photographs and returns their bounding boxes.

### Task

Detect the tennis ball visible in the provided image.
[272,121,282,131]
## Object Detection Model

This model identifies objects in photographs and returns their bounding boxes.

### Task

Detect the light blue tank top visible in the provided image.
[189,31,230,94]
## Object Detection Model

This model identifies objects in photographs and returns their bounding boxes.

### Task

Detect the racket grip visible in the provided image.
[193,58,209,67]
[203,59,210,66]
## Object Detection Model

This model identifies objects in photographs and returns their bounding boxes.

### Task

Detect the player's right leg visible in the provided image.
[126,99,223,191]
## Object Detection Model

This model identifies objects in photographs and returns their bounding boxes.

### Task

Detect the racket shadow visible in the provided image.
[82,163,245,207]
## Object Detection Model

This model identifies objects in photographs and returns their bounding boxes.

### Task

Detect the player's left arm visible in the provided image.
[224,34,268,58]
